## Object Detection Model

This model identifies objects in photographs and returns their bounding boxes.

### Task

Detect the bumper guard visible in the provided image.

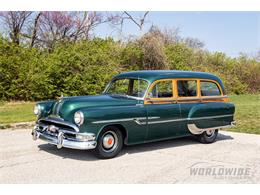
[32,125,96,150]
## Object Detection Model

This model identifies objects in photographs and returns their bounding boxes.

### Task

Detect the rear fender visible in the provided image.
[187,102,235,134]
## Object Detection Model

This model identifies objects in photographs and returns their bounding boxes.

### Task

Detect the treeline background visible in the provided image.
[0,12,259,101]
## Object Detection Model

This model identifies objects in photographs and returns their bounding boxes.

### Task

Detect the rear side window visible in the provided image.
[177,80,197,97]
[200,81,221,96]
[149,80,173,98]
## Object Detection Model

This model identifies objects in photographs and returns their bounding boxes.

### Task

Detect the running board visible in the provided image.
[188,121,236,135]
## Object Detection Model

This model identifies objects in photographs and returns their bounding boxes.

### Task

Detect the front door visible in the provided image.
[145,79,181,141]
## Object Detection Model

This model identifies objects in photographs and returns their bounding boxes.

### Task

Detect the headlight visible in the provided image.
[33,105,41,116]
[74,111,84,126]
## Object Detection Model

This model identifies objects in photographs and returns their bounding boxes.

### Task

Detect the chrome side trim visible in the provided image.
[187,121,236,135]
[149,114,234,125]
[187,114,233,121]
[92,116,160,125]
[134,116,160,125]
[91,114,234,125]
[38,118,79,132]
[92,117,145,124]
[147,118,187,124]
[148,117,161,120]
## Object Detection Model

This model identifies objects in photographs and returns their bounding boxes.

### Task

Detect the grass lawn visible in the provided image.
[0,94,259,134]
[229,94,260,134]
[0,101,36,126]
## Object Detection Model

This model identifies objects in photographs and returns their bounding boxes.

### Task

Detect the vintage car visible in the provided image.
[32,70,235,159]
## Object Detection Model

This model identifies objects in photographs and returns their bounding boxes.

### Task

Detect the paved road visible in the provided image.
[1,128,260,183]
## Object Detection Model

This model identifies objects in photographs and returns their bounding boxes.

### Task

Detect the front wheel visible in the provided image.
[94,126,123,159]
[196,129,218,144]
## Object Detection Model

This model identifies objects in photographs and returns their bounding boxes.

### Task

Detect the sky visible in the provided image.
[95,12,260,58]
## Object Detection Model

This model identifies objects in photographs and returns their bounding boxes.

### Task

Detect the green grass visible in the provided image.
[0,101,36,126]
[0,94,259,134]
[229,94,260,134]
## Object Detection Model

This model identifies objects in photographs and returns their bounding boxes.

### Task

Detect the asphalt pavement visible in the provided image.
[1,128,260,183]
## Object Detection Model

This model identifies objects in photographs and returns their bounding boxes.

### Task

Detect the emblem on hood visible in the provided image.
[58,93,63,103]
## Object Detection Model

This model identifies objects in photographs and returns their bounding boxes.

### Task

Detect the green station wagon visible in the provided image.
[32,70,235,159]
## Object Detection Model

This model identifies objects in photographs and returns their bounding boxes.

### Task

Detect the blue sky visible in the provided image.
[95,12,260,57]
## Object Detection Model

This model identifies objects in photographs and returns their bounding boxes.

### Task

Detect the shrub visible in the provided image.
[0,35,259,101]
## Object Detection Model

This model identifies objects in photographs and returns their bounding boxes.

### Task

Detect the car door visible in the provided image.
[176,79,201,135]
[144,79,181,141]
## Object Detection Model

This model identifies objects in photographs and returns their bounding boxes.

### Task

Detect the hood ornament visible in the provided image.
[58,93,63,102]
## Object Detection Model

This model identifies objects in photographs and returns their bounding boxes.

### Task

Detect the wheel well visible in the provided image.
[100,124,127,144]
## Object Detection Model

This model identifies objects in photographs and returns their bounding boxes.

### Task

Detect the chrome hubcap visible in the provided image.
[103,135,115,149]
[206,129,215,137]
[102,131,118,152]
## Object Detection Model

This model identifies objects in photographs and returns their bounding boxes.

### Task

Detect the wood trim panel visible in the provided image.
[144,77,229,104]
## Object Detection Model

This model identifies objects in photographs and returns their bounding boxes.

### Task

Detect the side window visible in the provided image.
[149,80,173,98]
[200,81,221,96]
[177,80,197,97]
[131,79,148,97]
[108,79,129,94]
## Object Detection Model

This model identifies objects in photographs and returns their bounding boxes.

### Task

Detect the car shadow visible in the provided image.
[122,133,233,155]
[37,133,233,161]
[38,144,98,161]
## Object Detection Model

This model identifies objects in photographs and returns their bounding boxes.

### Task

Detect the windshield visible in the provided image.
[104,78,149,98]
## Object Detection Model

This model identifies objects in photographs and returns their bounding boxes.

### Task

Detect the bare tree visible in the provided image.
[256,50,260,61]
[184,37,204,49]
[30,12,42,48]
[34,11,119,49]
[163,27,182,44]
[123,11,149,32]
[139,27,168,70]
[111,11,149,36]
[0,11,32,45]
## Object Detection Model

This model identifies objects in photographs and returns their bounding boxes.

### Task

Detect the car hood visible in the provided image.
[50,95,140,121]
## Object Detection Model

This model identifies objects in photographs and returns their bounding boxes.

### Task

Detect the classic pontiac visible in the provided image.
[32,70,235,159]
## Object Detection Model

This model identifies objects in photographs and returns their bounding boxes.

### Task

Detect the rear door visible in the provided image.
[176,79,201,135]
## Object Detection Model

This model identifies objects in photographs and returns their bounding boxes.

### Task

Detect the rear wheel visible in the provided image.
[94,126,123,159]
[196,129,218,143]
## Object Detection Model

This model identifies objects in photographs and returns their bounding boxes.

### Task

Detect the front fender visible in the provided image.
[37,100,56,118]
[78,105,147,145]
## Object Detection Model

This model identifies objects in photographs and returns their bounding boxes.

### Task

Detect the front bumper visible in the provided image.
[32,125,96,150]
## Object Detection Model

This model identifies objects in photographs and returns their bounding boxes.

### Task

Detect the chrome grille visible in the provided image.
[38,118,79,132]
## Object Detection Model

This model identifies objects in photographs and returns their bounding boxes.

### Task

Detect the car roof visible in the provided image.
[114,70,219,82]
[113,70,226,93]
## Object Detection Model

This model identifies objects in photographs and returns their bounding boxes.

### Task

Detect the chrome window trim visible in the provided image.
[103,77,151,100]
